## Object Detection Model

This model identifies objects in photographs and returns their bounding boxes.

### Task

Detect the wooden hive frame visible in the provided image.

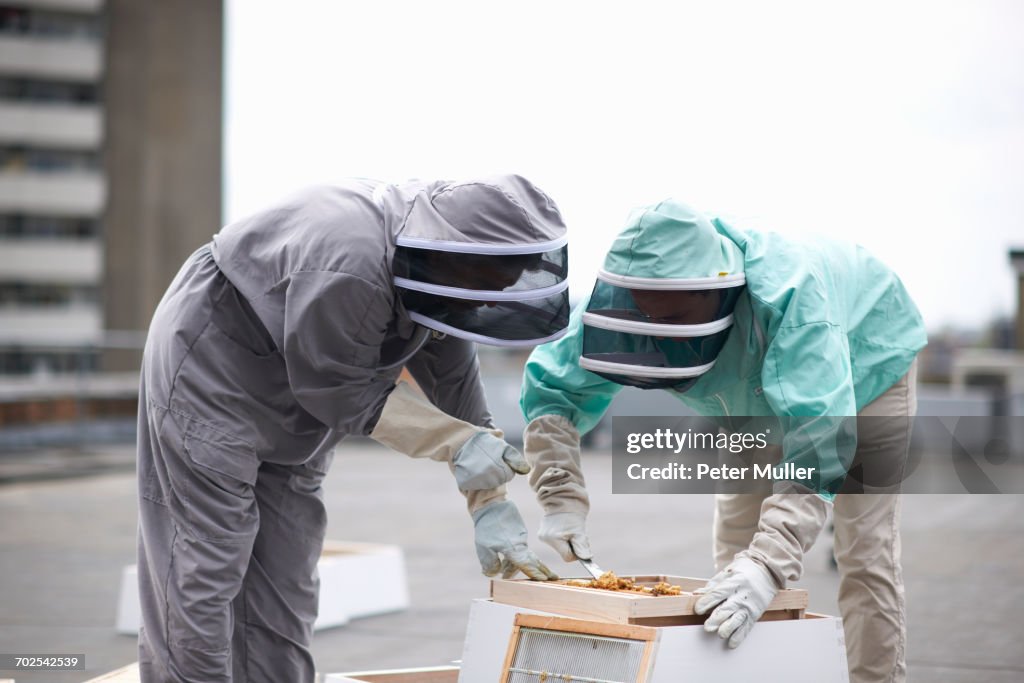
[81,663,138,682]
[491,575,807,626]
[500,613,658,683]
[83,664,461,683]
[327,666,460,682]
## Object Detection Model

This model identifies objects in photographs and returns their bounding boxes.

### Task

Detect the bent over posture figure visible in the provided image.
[138,175,569,682]
[520,199,925,683]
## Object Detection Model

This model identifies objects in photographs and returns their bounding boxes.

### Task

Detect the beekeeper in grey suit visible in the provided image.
[136,174,570,682]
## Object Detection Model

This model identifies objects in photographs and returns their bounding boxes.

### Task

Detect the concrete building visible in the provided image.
[0,0,106,375]
[0,0,221,379]
[102,0,223,371]
[0,0,221,440]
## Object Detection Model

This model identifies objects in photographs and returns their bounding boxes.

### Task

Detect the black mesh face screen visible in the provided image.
[585,280,744,326]
[397,287,570,343]
[579,279,745,391]
[393,245,567,292]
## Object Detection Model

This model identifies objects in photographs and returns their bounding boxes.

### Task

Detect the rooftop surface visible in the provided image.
[1,442,1022,682]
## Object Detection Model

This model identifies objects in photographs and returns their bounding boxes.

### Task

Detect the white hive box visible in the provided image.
[317,540,410,623]
[459,599,849,683]
[115,540,409,634]
[114,564,141,634]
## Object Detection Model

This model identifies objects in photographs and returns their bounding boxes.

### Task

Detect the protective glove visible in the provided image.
[472,500,558,581]
[523,414,593,561]
[370,382,529,491]
[694,556,780,649]
[454,431,531,490]
[538,511,592,562]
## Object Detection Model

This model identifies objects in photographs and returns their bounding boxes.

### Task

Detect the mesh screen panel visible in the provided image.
[507,627,647,683]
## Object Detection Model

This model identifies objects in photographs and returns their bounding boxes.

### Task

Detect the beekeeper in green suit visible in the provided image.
[520,200,925,683]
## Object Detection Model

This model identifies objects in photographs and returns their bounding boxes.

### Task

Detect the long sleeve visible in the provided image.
[519,301,620,518]
[282,270,396,436]
[404,333,508,514]
[520,300,622,435]
[405,333,495,428]
[746,314,856,585]
[761,320,858,499]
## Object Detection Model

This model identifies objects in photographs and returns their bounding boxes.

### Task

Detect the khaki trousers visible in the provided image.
[713,362,916,683]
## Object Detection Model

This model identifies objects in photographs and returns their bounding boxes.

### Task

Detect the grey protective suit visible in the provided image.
[136,176,564,682]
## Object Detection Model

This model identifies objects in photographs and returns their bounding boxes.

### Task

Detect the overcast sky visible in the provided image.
[224,0,1024,332]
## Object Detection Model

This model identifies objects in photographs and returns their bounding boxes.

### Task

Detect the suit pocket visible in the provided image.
[181,421,260,543]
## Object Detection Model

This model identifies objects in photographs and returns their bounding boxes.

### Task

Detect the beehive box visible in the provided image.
[81,663,138,682]
[461,599,848,683]
[116,540,409,634]
[490,574,808,626]
[323,666,460,682]
[317,540,410,623]
[84,663,460,683]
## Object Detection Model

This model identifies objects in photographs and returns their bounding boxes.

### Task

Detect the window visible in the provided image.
[0,215,99,238]
[0,348,100,375]
[0,78,99,104]
[0,6,100,39]
[0,147,101,172]
[0,283,99,306]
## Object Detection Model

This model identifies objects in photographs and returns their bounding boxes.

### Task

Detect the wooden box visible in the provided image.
[323,666,460,682]
[83,663,460,683]
[82,663,138,682]
[490,575,808,626]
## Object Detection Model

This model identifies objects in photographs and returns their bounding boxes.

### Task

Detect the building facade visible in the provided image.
[0,0,221,441]
[0,0,221,378]
[0,0,106,375]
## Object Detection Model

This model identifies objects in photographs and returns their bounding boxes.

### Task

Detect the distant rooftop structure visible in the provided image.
[1011,248,1024,350]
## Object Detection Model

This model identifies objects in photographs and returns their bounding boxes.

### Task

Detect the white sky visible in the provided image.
[224,0,1024,332]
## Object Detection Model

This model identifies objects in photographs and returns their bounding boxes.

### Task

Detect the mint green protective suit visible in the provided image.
[522,200,925,495]
[520,199,925,682]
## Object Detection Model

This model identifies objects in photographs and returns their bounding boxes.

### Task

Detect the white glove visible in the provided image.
[370,382,529,491]
[472,501,558,581]
[538,511,592,562]
[694,556,780,649]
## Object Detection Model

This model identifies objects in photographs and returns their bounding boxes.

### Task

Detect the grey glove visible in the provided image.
[472,500,558,581]
[454,431,530,491]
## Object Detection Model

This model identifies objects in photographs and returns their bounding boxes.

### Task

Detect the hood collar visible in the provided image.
[603,200,744,282]
[381,174,567,251]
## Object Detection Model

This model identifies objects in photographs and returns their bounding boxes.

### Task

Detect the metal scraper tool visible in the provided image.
[578,557,606,580]
[570,540,605,579]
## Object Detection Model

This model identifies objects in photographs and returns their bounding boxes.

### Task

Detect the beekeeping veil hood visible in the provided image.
[581,200,746,391]
[388,174,570,347]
